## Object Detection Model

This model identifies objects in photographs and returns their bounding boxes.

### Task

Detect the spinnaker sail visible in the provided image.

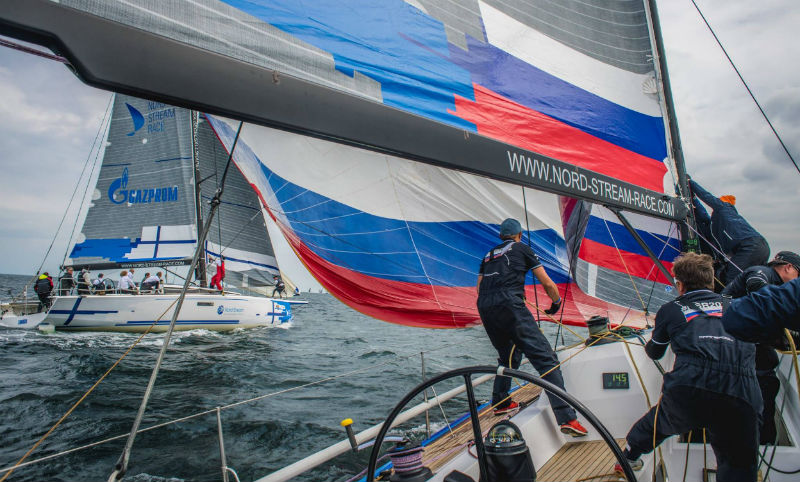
[205,115,679,328]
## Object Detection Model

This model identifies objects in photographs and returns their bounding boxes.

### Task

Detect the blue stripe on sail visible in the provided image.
[70,236,195,263]
[224,0,476,131]
[222,0,665,163]
[265,167,571,286]
[583,216,680,261]
[204,114,572,287]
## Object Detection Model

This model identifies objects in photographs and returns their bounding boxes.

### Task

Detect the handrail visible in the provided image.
[256,374,495,482]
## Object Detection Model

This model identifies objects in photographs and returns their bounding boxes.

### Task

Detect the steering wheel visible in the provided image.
[366,365,636,482]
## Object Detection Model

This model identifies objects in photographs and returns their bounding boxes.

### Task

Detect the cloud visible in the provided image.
[658,0,800,254]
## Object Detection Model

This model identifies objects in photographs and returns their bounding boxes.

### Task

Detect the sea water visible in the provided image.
[0,273,582,481]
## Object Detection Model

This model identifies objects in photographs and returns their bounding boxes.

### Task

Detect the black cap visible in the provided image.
[769,251,800,272]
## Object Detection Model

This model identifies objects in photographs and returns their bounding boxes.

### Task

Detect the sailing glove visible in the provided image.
[544,298,562,315]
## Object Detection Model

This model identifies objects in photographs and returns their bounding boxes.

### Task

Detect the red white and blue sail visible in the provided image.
[191,0,680,328]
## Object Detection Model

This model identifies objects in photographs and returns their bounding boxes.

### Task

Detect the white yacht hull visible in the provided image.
[0,311,48,329]
[42,294,301,332]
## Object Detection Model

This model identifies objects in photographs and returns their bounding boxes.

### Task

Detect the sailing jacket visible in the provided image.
[723,278,800,343]
[477,240,541,309]
[722,265,784,372]
[34,275,53,295]
[690,180,763,253]
[646,289,761,411]
[722,265,783,298]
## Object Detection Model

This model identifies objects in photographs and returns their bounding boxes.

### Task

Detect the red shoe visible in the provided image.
[493,401,520,415]
[613,458,643,476]
[559,419,588,437]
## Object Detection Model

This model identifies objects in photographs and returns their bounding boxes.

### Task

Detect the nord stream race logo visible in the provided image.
[217,305,244,315]
[108,167,179,205]
[125,101,176,136]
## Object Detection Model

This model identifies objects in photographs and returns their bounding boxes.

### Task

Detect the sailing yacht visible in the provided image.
[2,94,305,332]
[0,0,797,480]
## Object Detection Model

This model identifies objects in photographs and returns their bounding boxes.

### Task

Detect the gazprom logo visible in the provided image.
[108,167,179,205]
[217,305,224,315]
[125,103,145,136]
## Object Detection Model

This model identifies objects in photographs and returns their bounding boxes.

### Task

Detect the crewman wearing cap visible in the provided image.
[690,180,770,284]
[476,218,588,437]
[722,250,800,444]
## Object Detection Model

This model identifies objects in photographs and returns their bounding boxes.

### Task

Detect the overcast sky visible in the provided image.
[0,0,798,288]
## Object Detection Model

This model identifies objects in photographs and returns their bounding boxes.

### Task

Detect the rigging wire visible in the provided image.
[108,122,244,482]
[0,38,68,63]
[689,0,800,176]
[600,215,649,315]
[521,187,541,328]
[61,101,112,266]
[556,200,588,345]
[34,93,114,275]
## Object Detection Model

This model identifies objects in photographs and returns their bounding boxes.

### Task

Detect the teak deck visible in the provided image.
[421,383,624,481]
[421,383,543,473]
[536,439,626,482]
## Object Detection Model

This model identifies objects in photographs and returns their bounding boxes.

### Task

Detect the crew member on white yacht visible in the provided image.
[141,273,160,293]
[118,270,136,294]
[721,250,800,444]
[477,218,587,437]
[616,253,761,481]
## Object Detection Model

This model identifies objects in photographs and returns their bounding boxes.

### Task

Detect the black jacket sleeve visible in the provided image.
[723,278,800,343]
[645,305,672,359]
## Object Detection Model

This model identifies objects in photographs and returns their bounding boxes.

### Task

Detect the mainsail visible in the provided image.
[69,95,197,267]
[5,1,689,327]
[67,95,281,292]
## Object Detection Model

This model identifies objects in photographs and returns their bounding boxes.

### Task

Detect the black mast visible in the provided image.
[645,0,696,246]
[191,111,208,286]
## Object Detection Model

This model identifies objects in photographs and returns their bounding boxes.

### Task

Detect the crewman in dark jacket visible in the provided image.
[690,180,769,284]
[477,218,588,437]
[721,251,800,443]
[58,267,76,296]
[616,253,761,481]
[34,272,53,310]
[723,278,800,343]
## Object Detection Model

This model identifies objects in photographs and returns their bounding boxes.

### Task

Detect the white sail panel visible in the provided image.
[479,1,661,116]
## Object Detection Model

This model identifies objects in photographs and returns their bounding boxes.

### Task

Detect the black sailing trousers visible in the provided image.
[479,298,576,425]
[625,386,759,482]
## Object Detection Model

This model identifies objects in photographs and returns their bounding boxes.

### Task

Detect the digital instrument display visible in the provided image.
[602,372,630,389]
